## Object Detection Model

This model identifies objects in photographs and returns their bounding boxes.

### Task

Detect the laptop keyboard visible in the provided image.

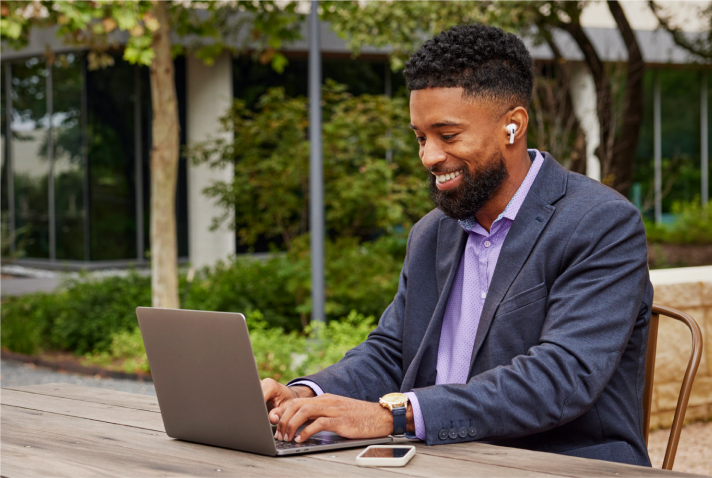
[275,437,340,449]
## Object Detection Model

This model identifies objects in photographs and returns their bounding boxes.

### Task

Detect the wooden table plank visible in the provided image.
[1,405,402,478]
[2,388,165,432]
[410,441,698,478]
[4,383,161,412]
[2,385,703,477]
[306,441,564,478]
[1,391,560,478]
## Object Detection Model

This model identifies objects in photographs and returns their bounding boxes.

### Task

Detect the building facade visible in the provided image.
[1,13,710,270]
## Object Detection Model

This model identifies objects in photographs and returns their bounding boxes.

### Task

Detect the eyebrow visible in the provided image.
[409,121,463,130]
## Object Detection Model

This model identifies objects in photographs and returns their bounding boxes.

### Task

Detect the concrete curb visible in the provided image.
[1,350,153,382]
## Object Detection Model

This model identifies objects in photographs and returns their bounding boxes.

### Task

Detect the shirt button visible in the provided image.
[481,291,487,299]
[458,427,468,438]
[468,426,477,437]
[438,429,448,440]
[448,428,458,439]
[484,240,491,247]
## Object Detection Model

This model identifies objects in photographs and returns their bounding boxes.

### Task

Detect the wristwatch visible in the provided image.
[379,392,409,436]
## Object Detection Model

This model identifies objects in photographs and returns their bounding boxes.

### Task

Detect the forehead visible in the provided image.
[409,87,500,127]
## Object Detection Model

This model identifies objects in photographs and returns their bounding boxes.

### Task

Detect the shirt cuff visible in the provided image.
[405,391,426,440]
[289,380,324,396]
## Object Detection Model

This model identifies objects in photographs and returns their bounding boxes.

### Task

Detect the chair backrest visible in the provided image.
[642,304,703,470]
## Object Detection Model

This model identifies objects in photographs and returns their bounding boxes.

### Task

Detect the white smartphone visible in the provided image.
[355,445,416,467]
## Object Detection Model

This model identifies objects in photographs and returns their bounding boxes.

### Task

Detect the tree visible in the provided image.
[649,0,712,62]
[322,0,645,195]
[189,81,430,252]
[1,1,302,308]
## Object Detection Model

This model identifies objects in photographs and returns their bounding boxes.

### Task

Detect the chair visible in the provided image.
[642,304,704,470]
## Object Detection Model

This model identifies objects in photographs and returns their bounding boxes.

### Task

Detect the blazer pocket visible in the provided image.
[496,282,547,317]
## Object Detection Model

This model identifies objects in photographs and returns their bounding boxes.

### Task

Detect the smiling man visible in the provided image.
[261,24,654,466]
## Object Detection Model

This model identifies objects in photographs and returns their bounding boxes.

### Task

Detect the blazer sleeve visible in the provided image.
[412,199,650,445]
[285,228,413,402]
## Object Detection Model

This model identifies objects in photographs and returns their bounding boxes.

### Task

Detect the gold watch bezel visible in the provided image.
[379,392,409,411]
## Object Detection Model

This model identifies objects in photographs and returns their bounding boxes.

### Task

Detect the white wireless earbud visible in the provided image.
[506,124,517,144]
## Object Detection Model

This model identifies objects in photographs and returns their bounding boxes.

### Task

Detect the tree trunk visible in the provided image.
[559,4,643,196]
[149,0,179,308]
[608,0,645,197]
[559,18,616,185]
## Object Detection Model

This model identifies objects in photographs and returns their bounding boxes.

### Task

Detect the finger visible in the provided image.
[261,378,279,405]
[284,403,321,441]
[277,399,309,440]
[295,417,333,443]
[269,404,286,425]
[275,398,304,440]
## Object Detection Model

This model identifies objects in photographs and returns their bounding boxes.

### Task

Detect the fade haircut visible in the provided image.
[404,24,534,109]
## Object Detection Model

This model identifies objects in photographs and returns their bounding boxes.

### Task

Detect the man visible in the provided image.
[262,24,653,466]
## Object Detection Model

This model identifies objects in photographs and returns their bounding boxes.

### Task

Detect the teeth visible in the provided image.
[436,170,461,183]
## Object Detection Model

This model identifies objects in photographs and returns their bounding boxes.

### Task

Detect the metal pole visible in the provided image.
[654,71,662,224]
[309,0,325,325]
[702,71,708,206]
[5,63,15,253]
[135,65,144,261]
[82,56,90,262]
[47,59,56,261]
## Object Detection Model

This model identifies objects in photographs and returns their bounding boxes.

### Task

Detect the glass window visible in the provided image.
[174,55,189,258]
[233,56,399,108]
[635,69,705,216]
[1,64,9,223]
[52,54,85,260]
[10,57,50,258]
[86,56,138,261]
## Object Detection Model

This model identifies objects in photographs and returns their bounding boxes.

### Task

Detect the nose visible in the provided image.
[420,140,447,170]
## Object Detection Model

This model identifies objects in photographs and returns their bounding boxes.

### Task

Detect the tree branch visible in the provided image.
[649,0,712,61]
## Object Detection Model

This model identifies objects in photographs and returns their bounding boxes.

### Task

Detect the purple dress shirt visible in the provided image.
[293,149,544,441]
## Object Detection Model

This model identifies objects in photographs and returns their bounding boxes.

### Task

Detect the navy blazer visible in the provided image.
[296,154,654,466]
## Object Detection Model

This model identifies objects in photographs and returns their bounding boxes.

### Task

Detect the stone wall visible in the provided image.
[649,265,712,429]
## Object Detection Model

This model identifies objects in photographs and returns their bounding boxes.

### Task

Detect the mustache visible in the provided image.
[428,165,468,175]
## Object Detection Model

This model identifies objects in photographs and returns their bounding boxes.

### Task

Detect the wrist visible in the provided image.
[290,385,316,399]
[406,403,415,433]
[375,402,395,436]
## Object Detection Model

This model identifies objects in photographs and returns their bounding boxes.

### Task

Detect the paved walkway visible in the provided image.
[1,277,62,297]
[0,359,155,396]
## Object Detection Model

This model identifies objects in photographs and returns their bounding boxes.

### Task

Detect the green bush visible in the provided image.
[183,233,405,331]
[248,309,376,383]
[645,201,712,245]
[189,82,430,250]
[1,272,151,355]
[1,234,404,356]
[82,309,375,382]
[1,292,57,355]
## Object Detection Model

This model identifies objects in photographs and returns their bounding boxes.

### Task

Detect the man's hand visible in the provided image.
[272,393,395,442]
[261,378,315,424]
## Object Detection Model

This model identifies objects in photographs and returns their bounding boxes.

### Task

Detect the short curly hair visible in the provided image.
[404,24,533,109]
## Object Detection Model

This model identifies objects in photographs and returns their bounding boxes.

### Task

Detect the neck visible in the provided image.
[475,148,531,232]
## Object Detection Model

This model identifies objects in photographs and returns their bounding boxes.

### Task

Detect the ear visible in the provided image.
[503,106,529,146]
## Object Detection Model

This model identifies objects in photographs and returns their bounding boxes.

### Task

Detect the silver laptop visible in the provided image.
[136,307,392,456]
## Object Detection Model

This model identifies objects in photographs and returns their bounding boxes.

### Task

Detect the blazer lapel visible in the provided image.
[469,154,567,369]
[401,215,467,391]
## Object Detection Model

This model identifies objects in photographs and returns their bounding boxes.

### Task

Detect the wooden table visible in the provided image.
[1,384,702,477]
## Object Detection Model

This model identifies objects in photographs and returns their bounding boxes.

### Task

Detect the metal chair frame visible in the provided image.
[642,304,703,470]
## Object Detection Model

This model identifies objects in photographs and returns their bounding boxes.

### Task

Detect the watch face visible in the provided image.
[381,393,408,406]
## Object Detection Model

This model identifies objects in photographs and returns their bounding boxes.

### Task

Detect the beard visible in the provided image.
[429,150,509,221]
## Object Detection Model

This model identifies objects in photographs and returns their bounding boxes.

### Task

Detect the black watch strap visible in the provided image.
[392,406,407,436]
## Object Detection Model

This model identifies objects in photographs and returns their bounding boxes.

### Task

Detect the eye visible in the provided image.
[416,136,426,143]
[442,134,458,140]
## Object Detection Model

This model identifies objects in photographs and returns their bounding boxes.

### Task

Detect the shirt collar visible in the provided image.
[458,149,544,233]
